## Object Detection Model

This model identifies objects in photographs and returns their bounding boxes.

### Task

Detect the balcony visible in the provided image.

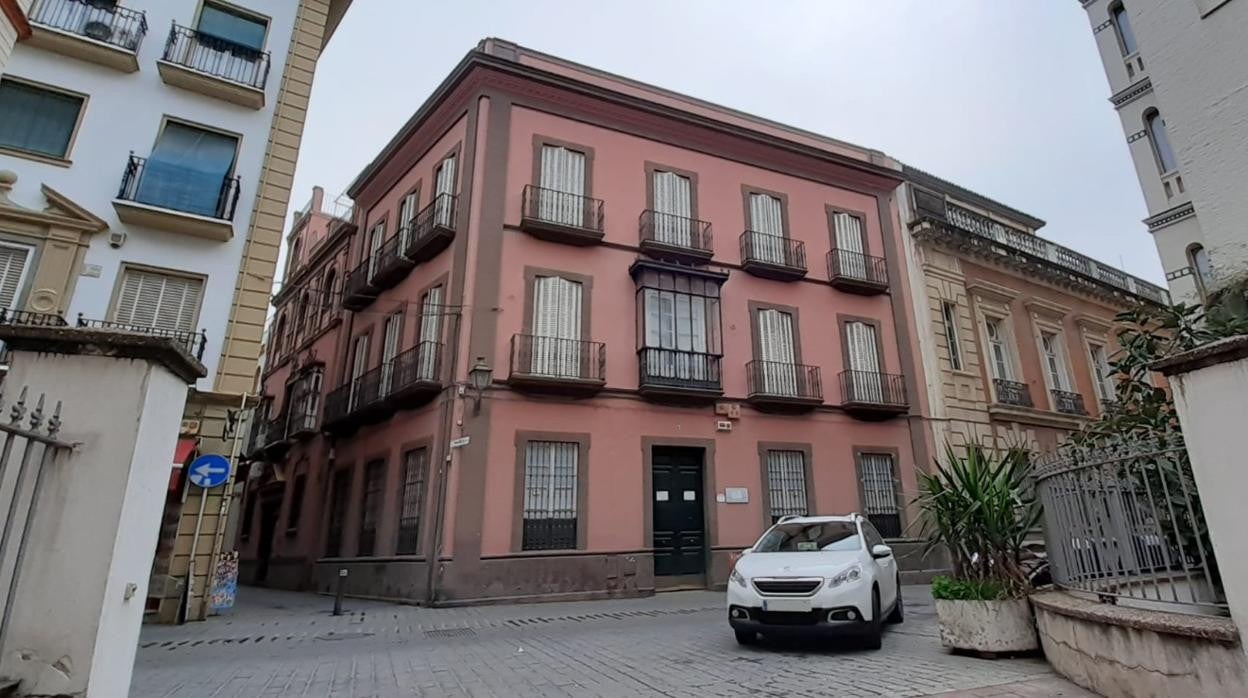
[745,360,822,411]
[245,408,287,461]
[322,343,444,432]
[368,232,414,290]
[403,194,458,263]
[993,379,1033,408]
[519,185,605,245]
[838,370,908,419]
[285,403,319,440]
[27,0,147,72]
[1051,389,1087,416]
[157,23,271,109]
[638,211,713,265]
[341,257,378,311]
[739,231,807,281]
[637,348,722,402]
[112,154,240,241]
[75,314,207,360]
[827,249,889,295]
[507,335,606,396]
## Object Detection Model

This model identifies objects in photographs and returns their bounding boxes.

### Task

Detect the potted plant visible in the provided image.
[917,442,1041,654]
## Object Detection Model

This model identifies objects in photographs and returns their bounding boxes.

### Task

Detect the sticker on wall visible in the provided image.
[683,490,696,501]
[655,490,669,501]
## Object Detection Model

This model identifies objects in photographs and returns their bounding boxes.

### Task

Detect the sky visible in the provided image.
[287,0,1161,285]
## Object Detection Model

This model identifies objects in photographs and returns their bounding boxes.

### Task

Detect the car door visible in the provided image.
[862,521,898,609]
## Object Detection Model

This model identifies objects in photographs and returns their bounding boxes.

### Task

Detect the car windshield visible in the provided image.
[753,521,861,553]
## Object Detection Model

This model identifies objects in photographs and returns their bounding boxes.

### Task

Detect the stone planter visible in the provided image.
[934,598,1038,652]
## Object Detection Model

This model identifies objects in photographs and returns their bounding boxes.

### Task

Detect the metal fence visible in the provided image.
[1034,438,1226,615]
[0,387,74,652]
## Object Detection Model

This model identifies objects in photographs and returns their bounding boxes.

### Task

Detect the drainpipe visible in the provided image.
[198,390,249,619]
[425,309,463,607]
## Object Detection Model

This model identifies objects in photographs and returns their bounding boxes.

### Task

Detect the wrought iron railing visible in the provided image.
[637,348,721,392]
[1035,438,1225,615]
[75,314,207,360]
[827,248,888,286]
[30,0,148,52]
[745,360,822,401]
[639,210,712,255]
[384,341,442,393]
[510,335,606,382]
[369,231,406,282]
[839,370,907,407]
[402,193,458,258]
[740,231,806,271]
[116,153,241,221]
[521,185,604,233]
[1051,389,1087,416]
[0,310,68,327]
[162,22,271,90]
[341,257,375,304]
[993,378,1033,408]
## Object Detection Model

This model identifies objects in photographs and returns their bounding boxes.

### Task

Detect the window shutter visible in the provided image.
[114,268,202,332]
[539,146,586,227]
[417,286,443,379]
[767,450,807,521]
[434,155,457,227]
[653,171,692,246]
[749,193,783,235]
[847,321,883,402]
[531,276,582,376]
[523,440,578,550]
[0,244,32,311]
[833,213,867,279]
[758,309,797,395]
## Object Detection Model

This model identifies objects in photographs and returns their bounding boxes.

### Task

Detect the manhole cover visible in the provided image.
[424,627,477,639]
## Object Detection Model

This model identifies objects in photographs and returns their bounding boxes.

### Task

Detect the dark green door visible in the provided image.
[652,447,706,577]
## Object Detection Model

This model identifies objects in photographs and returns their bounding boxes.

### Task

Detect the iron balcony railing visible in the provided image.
[403,193,458,259]
[341,256,377,306]
[745,360,822,401]
[827,248,888,286]
[75,314,207,360]
[263,413,287,447]
[740,231,807,271]
[383,341,442,394]
[117,153,241,221]
[993,378,1033,408]
[638,210,712,255]
[521,185,604,233]
[162,22,271,90]
[0,310,69,328]
[637,348,722,392]
[369,230,408,283]
[510,335,606,382]
[839,370,907,407]
[1051,389,1088,416]
[30,0,148,52]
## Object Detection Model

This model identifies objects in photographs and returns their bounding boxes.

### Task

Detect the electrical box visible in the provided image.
[180,419,201,435]
[716,420,733,432]
[714,402,742,419]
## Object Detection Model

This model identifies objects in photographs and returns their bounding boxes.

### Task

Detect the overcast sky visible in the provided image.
[288,0,1160,284]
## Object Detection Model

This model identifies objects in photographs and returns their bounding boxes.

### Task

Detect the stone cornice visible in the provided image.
[1145,202,1197,232]
[1111,78,1153,109]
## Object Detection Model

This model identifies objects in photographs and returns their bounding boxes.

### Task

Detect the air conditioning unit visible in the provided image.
[180,419,200,435]
[108,230,127,248]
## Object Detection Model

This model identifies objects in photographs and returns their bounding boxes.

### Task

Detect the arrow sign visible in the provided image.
[188,454,231,489]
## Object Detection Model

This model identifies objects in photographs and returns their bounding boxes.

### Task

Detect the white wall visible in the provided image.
[0,0,301,389]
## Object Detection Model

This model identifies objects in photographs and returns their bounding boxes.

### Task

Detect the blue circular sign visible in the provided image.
[188,454,231,489]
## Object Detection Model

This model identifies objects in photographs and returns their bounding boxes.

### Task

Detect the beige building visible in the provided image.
[0,0,31,76]
[1081,0,1248,303]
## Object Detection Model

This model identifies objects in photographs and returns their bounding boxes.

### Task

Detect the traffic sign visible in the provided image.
[188,454,231,489]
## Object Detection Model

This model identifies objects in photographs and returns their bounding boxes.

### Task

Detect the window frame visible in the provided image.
[1144,109,1179,176]
[151,115,243,179]
[1187,243,1212,299]
[324,469,351,557]
[1036,327,1072,394]
[512,431,589,552]
[0,239,37,312]
[941,301,964,372]
[0,76,89,163]
[107,262,208,335]
[757,442,815,527]
[855,447,903,539]
[195,0,271,52]
[1108,1,1138,57]
[982,315,1016,382]
[740,184,792,239]
[394,446,429,556]
[284,473,306,535]
[530,134,594,197]
[1087,341,1116,403]
[356,459,385,557]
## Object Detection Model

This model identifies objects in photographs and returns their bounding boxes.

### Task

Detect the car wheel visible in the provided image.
[734,629,757,646]
[863,587,883,650]
[886,578,904,624]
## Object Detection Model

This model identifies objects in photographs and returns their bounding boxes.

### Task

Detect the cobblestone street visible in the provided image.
[131,586,1091,697]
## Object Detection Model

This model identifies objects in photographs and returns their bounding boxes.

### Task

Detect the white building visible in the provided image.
[1081,0,1248,302]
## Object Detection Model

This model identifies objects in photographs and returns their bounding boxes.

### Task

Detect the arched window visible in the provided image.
[295,291,309,337]
[289,239,302,276]
[1145,110,1178,175]
[273,314,287,358]
[322,268,337,312]
[1110,2,1137,56]
[1188,244,1213,297]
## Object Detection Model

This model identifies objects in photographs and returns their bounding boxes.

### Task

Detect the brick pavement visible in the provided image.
[131,586,1091,697]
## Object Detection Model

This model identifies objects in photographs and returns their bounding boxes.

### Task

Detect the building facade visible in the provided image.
[0,0,351,622]
[239,39,931,604]
[1081,0,1248,302]
[898,168,1170,455]
[0,0,31,75]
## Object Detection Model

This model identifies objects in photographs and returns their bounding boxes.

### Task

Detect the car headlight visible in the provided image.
[729,567,747,588]
[826,564,862,588]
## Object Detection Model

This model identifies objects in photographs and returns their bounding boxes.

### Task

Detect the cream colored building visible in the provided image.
[1081,0,1248,302]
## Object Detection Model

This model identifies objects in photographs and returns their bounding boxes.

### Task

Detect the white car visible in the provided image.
[727,514,902,649]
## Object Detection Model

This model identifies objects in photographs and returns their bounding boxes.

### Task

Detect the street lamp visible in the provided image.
[467,357,491,414]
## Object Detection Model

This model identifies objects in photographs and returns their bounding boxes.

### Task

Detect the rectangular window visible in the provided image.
[379,311,402,395]
[288,368,321,431]
[198,1,268,51]
[859,453,901,538]
[395,448,427,555]
[1040,332,1068,391]
[756,308,798,395]
[985,317,1013,380]
[522,441,578,551]
[417,286,443,380]
[832,212,867,279]
[112,267,204,333]
[635,267,722,386]
[1090,343,1116,402]
[0,242,34,311]
[0,79,84,159]
[398,192,417,248]
[748,192,785,263]
[348,334,369,409]
[652,170,693,246]
[325,470,350,557]
[285,474,306,533]
[135,121,239,218]
[766,450,808,523]
[941,302,963,371]
[366,221,385,279]
[538,145,586,226]
[845,321,883,402]
[357,460,384,557]
[434,153,457,227]
[530,275,583,377]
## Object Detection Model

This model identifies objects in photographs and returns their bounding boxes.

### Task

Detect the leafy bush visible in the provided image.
[930,575,1009,601]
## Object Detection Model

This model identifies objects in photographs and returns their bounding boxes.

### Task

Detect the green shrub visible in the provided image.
[930,575,1009,601]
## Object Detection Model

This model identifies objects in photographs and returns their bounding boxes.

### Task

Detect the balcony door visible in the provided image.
[135,121,238,218]
[366,221,385,280]
[748,193,785,264]
[846,321,883,402]
[539,145,585,227]
[1040,332,1069,392]
[833,212,867,279]
[985,318,1013,381]
[434,154,456,228]
[653,171,692,247]
[531,275,582,377]
[757,308,797,395]
[348,334,369,409]
[417,286,443,380]
[379,312,401,395]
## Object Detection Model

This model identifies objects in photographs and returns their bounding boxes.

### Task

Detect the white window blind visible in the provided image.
[941,302,963,371]
[833,212,867,279]
[0,243,32,311]
[367,221,385,279]
[859,454,898,516]
[113,267,203,333]
[531,276,582,377]
[767,450,807,522]
[652,171,692,246]
[348,334,369,409]
[757,308,797,395]
[1090,344,1115,402]
[523,441,578,550]
[538,146,585,226]
[398,193,417,250]
[379,312,401,395]
[417,286,443,380]
[434,154,456,227]
[1041,332,1067,391]
[846,321,883,402]
[749,193,785,264]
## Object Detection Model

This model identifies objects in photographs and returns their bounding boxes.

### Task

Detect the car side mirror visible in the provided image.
[871,544,893,559]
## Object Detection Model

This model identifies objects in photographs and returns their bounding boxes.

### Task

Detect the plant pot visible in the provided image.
[934,598,1038,652]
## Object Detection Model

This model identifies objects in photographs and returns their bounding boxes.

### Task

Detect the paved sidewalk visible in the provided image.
[133,585,1090,697]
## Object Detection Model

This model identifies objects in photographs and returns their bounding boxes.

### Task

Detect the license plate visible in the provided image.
[762,598,812,613]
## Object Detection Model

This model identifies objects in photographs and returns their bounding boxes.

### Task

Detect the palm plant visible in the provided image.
[916,442,1040,599]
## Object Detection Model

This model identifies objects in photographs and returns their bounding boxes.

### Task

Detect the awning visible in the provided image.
[169,437,198,491]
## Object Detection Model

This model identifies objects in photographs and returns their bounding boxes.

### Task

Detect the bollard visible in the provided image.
[333,568,347,616]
